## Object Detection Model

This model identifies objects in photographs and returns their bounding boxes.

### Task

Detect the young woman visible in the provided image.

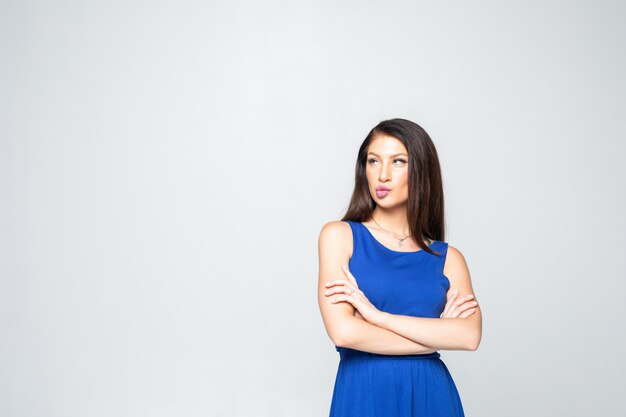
[317,118,482,417]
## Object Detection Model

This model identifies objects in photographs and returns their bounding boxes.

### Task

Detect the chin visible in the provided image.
[375,199,395,206]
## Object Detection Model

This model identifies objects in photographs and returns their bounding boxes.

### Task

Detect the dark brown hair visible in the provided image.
[340,118,445,256]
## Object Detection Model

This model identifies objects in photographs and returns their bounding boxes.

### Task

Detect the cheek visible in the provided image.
[399,176,409,194]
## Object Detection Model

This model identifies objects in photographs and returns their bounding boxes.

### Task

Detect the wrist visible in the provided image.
[373,311,390,328]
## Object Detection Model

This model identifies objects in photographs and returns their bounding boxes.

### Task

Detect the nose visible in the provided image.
[378,161,392,182]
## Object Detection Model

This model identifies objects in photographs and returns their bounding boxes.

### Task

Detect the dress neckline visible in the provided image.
[359,222,437,254]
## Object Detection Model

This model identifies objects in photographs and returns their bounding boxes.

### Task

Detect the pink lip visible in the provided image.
[376,190,390,198]
[376,186,391,191]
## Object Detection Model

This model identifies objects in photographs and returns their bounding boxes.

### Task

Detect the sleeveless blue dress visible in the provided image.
[329,221,465,417]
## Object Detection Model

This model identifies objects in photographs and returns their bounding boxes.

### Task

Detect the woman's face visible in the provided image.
[365,134,410,208]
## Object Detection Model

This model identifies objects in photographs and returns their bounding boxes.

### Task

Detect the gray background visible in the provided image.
[1,0,625,416]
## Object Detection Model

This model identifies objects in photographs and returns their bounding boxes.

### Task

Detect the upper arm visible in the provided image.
[317,221,354,346]
[444,245,483,348]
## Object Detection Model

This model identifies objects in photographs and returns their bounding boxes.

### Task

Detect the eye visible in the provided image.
[367,158,407,165]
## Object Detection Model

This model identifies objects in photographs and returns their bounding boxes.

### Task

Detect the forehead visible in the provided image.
[367,134,408,156]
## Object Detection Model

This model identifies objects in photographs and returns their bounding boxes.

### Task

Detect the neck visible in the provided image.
[370,206,410,235]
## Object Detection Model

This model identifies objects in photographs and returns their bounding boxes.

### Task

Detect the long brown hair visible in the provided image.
[340,118,446,256]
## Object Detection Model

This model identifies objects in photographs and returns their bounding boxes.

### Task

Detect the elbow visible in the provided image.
[466,332,482,351]
[332,331,352,349]
[330,322,354,348]
[466,340,479,351]
[334,336,349,348]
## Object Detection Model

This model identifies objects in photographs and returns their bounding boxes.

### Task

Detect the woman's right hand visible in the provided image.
[440,291,478,318]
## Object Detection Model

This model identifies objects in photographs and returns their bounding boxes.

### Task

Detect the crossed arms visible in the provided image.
[317,221,482,355]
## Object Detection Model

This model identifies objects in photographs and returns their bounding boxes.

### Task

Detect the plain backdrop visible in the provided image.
[1,1,625,416]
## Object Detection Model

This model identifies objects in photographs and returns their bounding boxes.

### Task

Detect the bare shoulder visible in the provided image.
[318,220,353,259]
[318,220,351,239]
[444,244,469,270]
[443,244,475,293]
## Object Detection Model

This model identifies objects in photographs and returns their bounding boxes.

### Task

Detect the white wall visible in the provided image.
[1,1,625,416]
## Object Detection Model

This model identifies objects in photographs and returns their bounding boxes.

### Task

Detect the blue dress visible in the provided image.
[329,221,465,417]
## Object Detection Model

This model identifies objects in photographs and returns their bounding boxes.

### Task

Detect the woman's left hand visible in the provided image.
[324,264,384,325]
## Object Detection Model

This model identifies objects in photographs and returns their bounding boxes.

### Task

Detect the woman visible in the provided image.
[317,118,482,417]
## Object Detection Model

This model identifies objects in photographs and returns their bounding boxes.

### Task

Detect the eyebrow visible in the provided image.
[367,152,408,157]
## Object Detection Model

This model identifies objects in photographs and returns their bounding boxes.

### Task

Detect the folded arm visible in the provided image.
[334,314,438,355]
[374,314,480,351]
[318,221,437,355]
[372,246,482,351]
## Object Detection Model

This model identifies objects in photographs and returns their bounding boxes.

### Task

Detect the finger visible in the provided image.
[458,302,478,315]
[441,292,455,316]
[324,279,348,288]
[455,297,477,310]
[447,289,460,300]
[331,295,356,305]
[448,302,460,317]
[450,302,476,318]
[449,295,474,316]
[341,265,360,288]
[324,286,358,297]
[461,300,478,311]
[459,308,477,318]
[441,291,460,317]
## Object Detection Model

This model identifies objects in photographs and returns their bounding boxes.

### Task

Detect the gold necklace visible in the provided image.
[371,216,412,248]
